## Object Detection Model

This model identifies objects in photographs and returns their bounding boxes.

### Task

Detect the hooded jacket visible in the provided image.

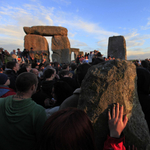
[0,85,16,98]
[0,95,47,150]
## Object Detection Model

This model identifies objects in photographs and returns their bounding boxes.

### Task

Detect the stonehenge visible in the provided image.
[23,26,79,63]
[108,36,127,60]
[23,26,127,63]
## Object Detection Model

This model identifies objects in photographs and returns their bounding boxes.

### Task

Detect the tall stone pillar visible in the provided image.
[52,35,70,63]
[70,48,79,60]
[108,36,127,60]
[24,34,49,61]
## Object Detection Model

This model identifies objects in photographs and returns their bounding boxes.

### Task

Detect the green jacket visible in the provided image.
[0,95,47,150]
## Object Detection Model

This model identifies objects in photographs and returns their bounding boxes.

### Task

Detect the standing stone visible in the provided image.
[79,51,84,56]
[24,34,49,61]
[70,48,80,60]
[52,35,70,63]
[78,59,150,150]
[108,36,127,60]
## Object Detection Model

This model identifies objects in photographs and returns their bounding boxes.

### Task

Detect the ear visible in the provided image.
[31,84,36,91]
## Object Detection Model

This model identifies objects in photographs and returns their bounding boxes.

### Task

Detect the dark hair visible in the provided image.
[43,69,55,79]
[58,70,70,78]
[53,81,73,106]
[6,61,17,69]
[141,60,149,69]
[62,64,69,69]
[18,67,27,75]
[35,108,96,150]
[15,72,38,92]
[70,63,77,71]
[76,64,91,86]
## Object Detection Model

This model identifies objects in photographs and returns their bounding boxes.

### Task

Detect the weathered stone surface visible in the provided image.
[52,35,70,63]
[108,36,127,60]
[79,51,84,56]
[52,35,70,50]
[24,34,49,61]
[70,48,80,60]
[78,59,150,150]
[70,48,80,53]
[23,26,68,36]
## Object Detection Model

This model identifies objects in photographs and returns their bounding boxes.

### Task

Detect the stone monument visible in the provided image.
[108,36,127,60]
[23,26,71,63]
[78,59,150,150]
[70,48,80,60]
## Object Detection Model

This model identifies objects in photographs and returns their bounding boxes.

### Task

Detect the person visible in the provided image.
[32,69,56,108]
[29,47,35,63]
[92,52,105,65]
[59,63,91,110]
[45,81,73,118]
[34,103,132,150]
[136,67,150,131]
[5,61,20,91]
[0,48,5,65]
[59,70,79,91]
[41,68,56,98]
[18,63,32,75]
[10,49,17,62]
[0,72,47,150]
[0,73,16,98]
[82,55,89,63]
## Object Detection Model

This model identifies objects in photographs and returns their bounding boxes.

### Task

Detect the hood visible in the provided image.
[0,88,10,97]
[5,96,36,123]
[136,67,150,95]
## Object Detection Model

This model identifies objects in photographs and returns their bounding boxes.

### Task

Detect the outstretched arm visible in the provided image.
[108,103,128,138]
[103,103,128,150]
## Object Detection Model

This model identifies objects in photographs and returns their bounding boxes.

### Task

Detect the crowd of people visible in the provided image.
[1,47,150,150]
[0,47,48,66]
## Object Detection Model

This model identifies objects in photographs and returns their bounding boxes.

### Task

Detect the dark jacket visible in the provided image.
[4,69,18,91]
[0,85,16,98]
[60,77,79,91]
[41,80,55,98]
[137,67,150,131]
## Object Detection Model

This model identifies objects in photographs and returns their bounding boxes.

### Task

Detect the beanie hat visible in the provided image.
[0,73,8,85]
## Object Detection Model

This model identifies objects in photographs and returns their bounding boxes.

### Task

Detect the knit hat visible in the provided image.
[0,73,8,85]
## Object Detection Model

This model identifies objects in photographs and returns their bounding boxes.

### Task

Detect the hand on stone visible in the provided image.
[127,145,137,150]
[108,103,128,138]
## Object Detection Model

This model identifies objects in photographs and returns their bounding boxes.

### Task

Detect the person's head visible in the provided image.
[108,56,111,60]
[70,63,77,71]
[17,48,20,52]
[15,72,38,94]
[6,61,20,72]
[35,108,96,150]
[76,64,91,86]
[97,52,103,57]
[0,73,10,86]
[31,68,39,77]
[13,49,16,53]
[59,70,70,78]
[141,60,149,69]
[0,66,3,73]
[52,81,73,106]
[44,69,56,80]
[62,64,69,71]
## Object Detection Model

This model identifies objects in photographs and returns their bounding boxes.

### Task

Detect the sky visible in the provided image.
[0,0,150,60]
